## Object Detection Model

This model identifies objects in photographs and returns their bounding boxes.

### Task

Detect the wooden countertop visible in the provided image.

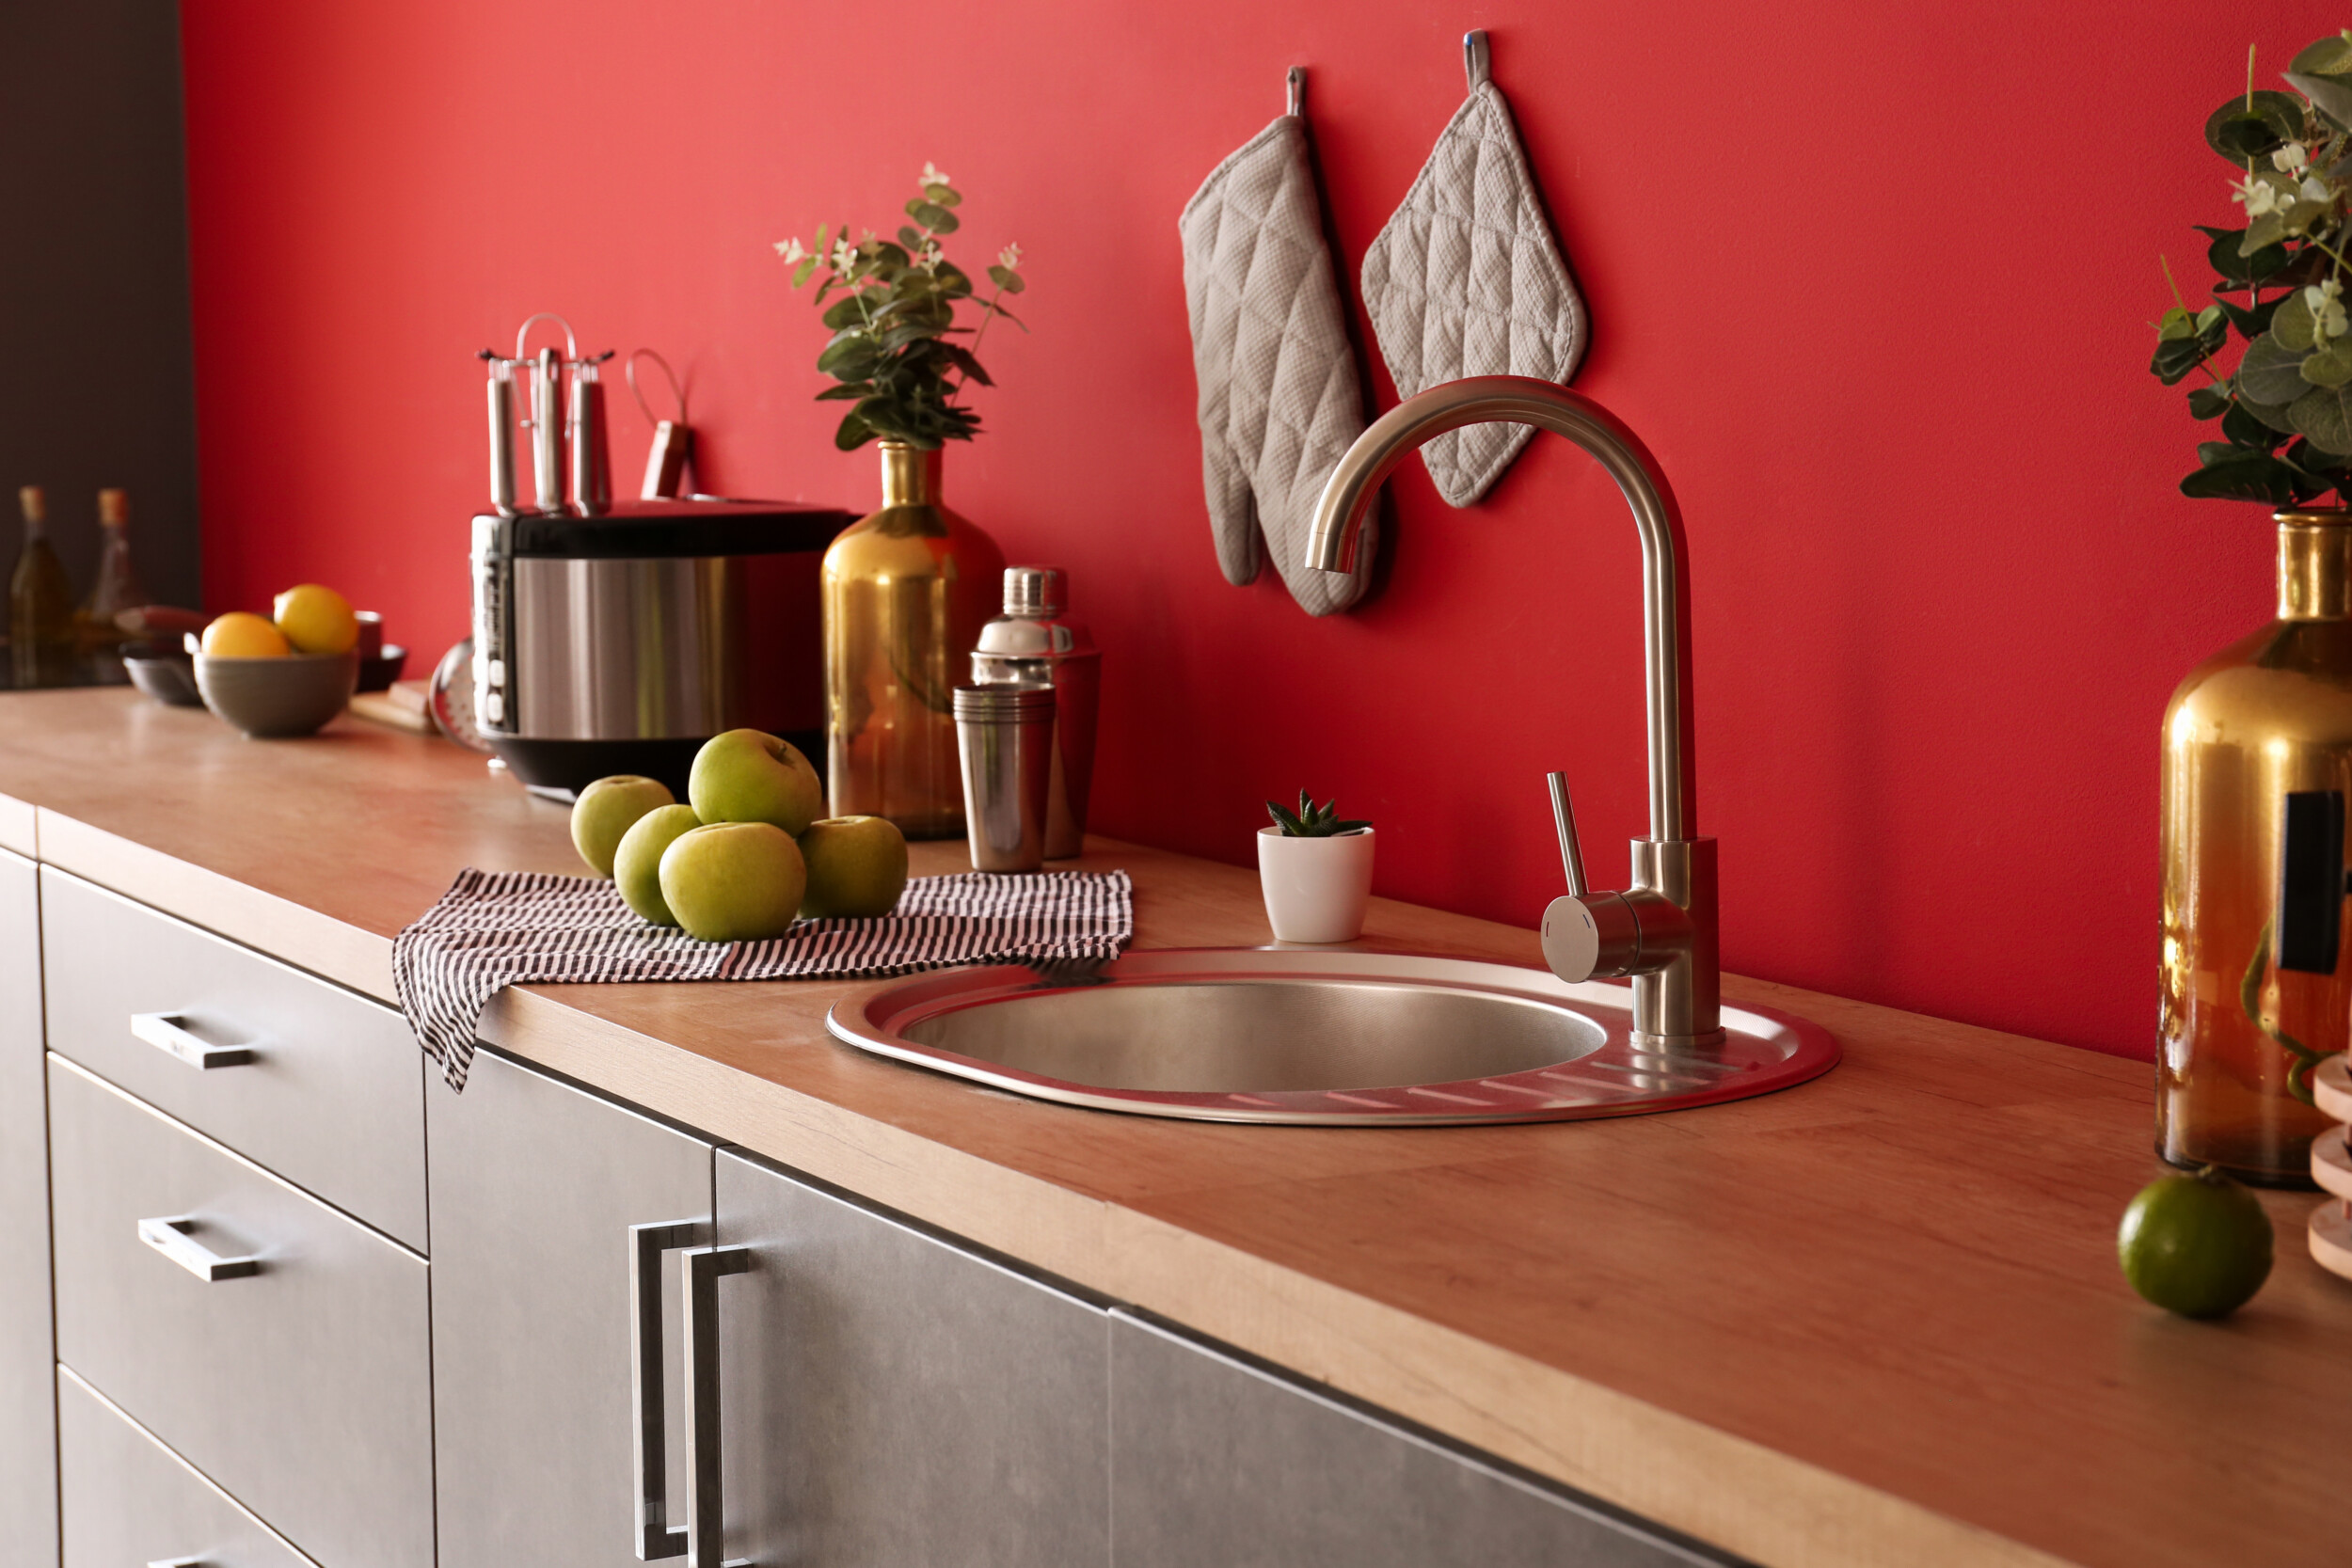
[1,689,2343,1568]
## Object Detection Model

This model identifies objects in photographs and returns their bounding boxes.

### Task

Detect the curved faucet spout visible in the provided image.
[1306,375,1696,843]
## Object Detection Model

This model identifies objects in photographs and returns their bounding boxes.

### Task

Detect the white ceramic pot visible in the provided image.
[1256,826,1375,943]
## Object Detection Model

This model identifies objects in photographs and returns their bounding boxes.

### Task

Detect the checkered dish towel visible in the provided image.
[392,867,1135,1091]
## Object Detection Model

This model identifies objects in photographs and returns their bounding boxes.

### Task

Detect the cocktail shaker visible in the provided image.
[954,682,1056,872]
[972,566,1100,859]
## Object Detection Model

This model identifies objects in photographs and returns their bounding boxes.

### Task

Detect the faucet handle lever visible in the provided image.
[1547,771,1588,897]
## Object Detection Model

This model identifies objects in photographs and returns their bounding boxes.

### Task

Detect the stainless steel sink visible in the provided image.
[826,949,1836,1125]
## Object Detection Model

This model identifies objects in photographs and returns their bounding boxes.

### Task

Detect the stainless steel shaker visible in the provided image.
[953,683,1056,872]
[972,566,1100,859]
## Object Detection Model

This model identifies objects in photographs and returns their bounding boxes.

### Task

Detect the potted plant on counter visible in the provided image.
[2147,34,2352,1188]
[773,166,1029,838]
[1259,790,1374,943]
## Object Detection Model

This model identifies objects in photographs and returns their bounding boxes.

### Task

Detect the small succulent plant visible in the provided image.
[1265,790,1371,838]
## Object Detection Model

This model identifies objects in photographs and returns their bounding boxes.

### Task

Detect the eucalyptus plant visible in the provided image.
[2150,36,2352,505]
[774,164,1026,451]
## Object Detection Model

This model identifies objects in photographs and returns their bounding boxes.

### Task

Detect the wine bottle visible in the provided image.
[8,486,76,688]
[77,487,150,657]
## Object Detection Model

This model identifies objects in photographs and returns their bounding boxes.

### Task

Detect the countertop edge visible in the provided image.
[33,808,2080,1568]
[0,793,34,859]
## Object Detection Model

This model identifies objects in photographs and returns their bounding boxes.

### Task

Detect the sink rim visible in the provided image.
[826,947,1838,1126]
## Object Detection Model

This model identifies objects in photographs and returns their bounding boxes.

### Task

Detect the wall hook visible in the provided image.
[1464,29,1491,90]
[1286,65,1305,118]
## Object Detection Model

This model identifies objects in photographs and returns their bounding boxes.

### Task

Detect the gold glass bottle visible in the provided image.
[821,443,1005,837]
[2159,509,2352,1184]
[8,485,76,688]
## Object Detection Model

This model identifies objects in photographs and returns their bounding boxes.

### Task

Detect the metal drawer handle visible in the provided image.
[137,1216,261,1282]
[150,1558,208,1567]
[629,1219,705,1560]
[680,1243,753,1568]
[131,1012,255,1070]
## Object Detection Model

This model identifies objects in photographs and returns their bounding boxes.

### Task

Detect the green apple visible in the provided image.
[660,822,807,943]
[569,775,676,878]
[689,728,823,835]
[613,804,703,927]
[798,816,909,919]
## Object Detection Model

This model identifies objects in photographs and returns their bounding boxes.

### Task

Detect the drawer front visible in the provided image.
[0,849,56,1568]
[59,1367,314,1568]
[48,1055,434,1568]
[40,866,425,1249]
[1111,1313,1736,1568]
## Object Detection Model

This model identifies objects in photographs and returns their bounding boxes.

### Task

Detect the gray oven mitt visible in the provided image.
[1360,33,1587,507]
[1180,107,1373,617]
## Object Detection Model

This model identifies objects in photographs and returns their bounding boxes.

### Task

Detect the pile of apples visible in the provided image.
[571,730,908,943]
[197,584,359,657]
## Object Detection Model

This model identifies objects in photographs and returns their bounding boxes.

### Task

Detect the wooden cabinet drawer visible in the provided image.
[48,1055,433,1568]
[40,866,425,1250]
[58,1367,314,1568]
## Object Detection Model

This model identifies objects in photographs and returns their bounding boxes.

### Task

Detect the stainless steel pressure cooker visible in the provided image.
[469,498,850,798]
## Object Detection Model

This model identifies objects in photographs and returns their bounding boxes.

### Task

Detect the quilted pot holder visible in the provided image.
[1360,31,1588,507]
[1179,70,1374,617]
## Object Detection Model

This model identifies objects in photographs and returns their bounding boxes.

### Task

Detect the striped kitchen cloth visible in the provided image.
[392,866,1134,1091]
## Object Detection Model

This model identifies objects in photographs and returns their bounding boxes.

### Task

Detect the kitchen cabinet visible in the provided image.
[711,1148,1112,1566]
[56,1367,310,1568]
[428,1044,715,1568]
[0,847,56,1568]
[46,1054,434,1568]
[1109,1312,1734,1568]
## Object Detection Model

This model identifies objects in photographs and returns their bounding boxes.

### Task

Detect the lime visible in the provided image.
[2117,1166,2273,1318]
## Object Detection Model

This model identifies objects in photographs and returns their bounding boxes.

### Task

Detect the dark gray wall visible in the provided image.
[0,0,199,611]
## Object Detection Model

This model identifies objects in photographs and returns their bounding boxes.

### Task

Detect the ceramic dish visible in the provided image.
[195,649,359,738]
[121,645,204,707]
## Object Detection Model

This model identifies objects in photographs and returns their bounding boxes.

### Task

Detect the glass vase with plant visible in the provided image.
[774,166,1027,835]
[2151,36,2352,1185]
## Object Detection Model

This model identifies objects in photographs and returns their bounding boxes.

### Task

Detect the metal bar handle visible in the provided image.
[679,1243,753,1568]
[149,1558,207,1567]
[137,1216,260,1282]
[131,1012,254,1070]
[630,1220,704,1560]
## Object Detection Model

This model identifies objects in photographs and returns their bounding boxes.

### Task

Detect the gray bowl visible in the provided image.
[195,650,359,738]
[122,648,203,707]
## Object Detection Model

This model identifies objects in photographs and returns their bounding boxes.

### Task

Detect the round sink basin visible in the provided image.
[827,949,1836,1126]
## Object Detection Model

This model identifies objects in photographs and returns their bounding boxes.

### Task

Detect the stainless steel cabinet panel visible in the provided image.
[1110,1313,1736,1568]
[0,849,56,1568]
[46,1055,433,1568]
[713,1149,1111,1567]
[57,1368,313,1568]
[430,1045,714,1568]
[39,867,425,1249]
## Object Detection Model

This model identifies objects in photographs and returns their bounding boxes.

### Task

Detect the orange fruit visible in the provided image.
[199,611,291,658]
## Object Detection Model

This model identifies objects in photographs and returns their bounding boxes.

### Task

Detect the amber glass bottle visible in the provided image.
[821,443,1005,837]
[8,486,75,688]
[2159,510,2352,1185]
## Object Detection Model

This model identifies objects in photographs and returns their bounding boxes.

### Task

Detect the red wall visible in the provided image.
[178,0,2337,1058]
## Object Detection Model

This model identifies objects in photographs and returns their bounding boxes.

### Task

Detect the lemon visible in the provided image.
[272,583,358,655]
[199,611,291,658]
[2117,1166,2273,1318]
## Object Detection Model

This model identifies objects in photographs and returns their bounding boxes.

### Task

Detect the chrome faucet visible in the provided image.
[1306,375,1721,1049]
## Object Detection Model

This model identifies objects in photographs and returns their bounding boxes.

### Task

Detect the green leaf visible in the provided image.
[878,320,946,352]
[790,255,819,289]
[2151,335,2209,385]
[814,222,831,256]
[2242,394,2302,436]
[2304,339,2352,388]
[2205,89,2308,160]
[987,264,1026,294]
[2274,291,2321,352]
[832,410,872,451]
[904,200,960,235]
[925,183,962,208]
[2198,440,2243,467]
[897,225,928,251]
[2180,454,2303,503]
[2293,36,2352,78]
[2214,290,2283,339]
[2286,71,2352,132]
[813,383,868,402]
[2222,396,2287,449]
[816,333,882,381]
[821,293,870,331]
[1265,800,1306,835]
[2199,225,2291,284]
[2241,213,2291,256]
[2188,383,2233,419]
[2241,333,2317,404]
[2290,381,2352,454]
